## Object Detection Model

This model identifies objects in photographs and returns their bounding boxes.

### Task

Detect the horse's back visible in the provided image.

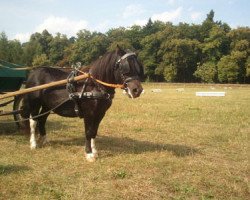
[26,67,69,88]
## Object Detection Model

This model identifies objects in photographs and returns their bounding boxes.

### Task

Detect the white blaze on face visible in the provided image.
[29,118,37,149]
[126,87,134,99]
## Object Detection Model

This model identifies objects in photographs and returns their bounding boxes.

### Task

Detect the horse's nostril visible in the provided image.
[133,88,138,94]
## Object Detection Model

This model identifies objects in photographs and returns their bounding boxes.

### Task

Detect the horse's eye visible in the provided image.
[121,60,130,74]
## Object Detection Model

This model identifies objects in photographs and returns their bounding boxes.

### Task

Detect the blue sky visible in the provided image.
[0,0,249,42]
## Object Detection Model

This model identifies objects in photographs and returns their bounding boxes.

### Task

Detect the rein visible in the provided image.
[0,98,70,124]
[76,69,124,89]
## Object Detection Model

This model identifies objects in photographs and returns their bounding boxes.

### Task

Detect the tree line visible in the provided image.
[0,10,249,83]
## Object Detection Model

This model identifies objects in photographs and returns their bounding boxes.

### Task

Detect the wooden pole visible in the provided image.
[0,74,90,100]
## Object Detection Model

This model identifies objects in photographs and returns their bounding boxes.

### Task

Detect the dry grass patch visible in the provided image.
[0,83,249,199]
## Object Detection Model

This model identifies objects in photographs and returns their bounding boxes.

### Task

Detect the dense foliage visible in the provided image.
[0,10,249,83]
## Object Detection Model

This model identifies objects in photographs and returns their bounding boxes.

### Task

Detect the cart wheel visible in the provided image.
[13,95,26,129]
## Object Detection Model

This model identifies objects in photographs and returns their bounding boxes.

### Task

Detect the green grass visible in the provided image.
[0,83,249,200]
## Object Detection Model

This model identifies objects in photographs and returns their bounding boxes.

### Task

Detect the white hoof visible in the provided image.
[30,142,37,149]
[92,150,98,158]
[85,153,96,162]
[91,139,98,158]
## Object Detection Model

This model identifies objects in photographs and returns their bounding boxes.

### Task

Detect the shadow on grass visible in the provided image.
[0,119,73,136]
[0,164,30,176]
[0,122,20,135]
[50,135,199,157]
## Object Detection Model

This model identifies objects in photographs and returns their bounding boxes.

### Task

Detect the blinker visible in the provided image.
[116,52,141,75]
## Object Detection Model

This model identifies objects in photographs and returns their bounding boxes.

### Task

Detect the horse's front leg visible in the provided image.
[84,118,99,162]
[85,138,98,162]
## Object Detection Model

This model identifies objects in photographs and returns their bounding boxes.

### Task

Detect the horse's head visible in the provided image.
[114,45,144,98]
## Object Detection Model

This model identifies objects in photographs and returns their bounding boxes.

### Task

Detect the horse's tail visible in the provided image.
[19,95,31,134]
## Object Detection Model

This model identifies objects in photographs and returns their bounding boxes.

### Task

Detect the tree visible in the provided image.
[159,39,201,82]
[202,25,230,62]
[246,57,250,82]
[30,30,53,56]
[228,27,250,50]
[142,19,165,36]
[200,10,215,41]
[124,25,143,50]
[194,61,217,83]
[217,55,240,83]
[139,32,162,81]
[22,30,54,65]
[8,40,24,64]
[32,54,50,67]
[69,30,109,65]
[108,39,132,51]
[163,64,177,82]
[106,27,133,51]
[0,33,23,64]
[22,40,43,65]
[106,27,126,42]
[0,10,249,84]
[176,23,202,40]
[49,33,70,65]
[0,32,9,60]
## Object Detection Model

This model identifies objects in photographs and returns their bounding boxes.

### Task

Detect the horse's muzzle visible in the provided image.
[125,80,143,98]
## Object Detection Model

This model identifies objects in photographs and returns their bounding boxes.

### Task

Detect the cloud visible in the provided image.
[167,0,177,5]
[122,4,145,19]
[35,16,88,36]
[190,11,202,21]
[152,7,182,22]
[133,19,148,26]
[13,16,88,43]
[93,20,110,32]
[14,32,32,43]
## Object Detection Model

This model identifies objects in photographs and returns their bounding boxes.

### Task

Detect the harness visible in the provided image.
[66,69,111,118]
[67,52,141,118]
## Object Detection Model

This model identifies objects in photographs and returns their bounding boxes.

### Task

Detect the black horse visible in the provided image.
[21,46,143,162]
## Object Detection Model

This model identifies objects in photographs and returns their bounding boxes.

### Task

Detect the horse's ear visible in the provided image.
[116,44,123,56]
[135,50,139,56]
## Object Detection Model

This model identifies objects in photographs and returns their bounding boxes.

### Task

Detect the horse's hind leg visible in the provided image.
[37,106,50,147]
[20,96,31,134]
[29,117,37,149]
[29,104,41,149]
[20,96,39,149]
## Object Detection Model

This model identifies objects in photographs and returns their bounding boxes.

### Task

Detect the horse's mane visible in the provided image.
[89,51,118,83]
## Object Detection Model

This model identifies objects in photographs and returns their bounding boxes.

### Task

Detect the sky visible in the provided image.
[0,0,249,43]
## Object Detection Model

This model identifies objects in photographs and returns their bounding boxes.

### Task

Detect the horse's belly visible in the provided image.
[53,100,78,118]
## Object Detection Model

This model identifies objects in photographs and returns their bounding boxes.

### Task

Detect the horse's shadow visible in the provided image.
[0,119,73,136]
[0,122,20,135]
[0,164,30,176]
[0,120,199,157]
[50,135,199,157]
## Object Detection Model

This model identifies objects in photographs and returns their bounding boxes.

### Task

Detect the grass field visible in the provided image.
[0,83,249,200]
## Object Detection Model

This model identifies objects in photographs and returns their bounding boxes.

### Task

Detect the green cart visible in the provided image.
[0,59,28,127]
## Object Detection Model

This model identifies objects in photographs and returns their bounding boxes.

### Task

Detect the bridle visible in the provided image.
[115,52,141,89]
